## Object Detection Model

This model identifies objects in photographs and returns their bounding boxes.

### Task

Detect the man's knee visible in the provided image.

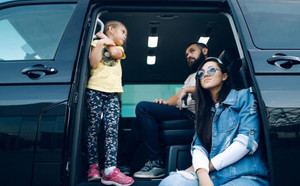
[136,101,153,115]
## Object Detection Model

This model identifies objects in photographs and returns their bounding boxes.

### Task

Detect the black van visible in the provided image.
[0,0,300,185]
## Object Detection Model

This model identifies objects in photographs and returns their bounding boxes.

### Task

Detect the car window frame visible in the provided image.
[0,0,89,84]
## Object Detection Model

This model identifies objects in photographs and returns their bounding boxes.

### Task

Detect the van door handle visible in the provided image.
[267,53,300,69]
[22,64,58,79]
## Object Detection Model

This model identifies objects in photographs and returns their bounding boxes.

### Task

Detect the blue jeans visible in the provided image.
[120,101,194,163]
[159,171,270,186]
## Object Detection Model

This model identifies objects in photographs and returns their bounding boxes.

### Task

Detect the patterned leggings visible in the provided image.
[85,89,120,168]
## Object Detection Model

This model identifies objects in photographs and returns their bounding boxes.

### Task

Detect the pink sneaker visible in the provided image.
[87,164,101,182]
[101,168,134,186]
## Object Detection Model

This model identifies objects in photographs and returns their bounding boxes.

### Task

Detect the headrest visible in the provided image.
[218,48,239,68]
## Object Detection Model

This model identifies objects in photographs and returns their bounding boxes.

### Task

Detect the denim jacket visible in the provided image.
[191,88,269,184]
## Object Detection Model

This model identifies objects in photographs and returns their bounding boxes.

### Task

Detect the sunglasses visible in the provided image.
[197,66,221,79]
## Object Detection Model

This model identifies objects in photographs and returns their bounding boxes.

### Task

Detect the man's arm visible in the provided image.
[153,86,196,106]
[166,93,179,106]
[153,93,178,105]
[177,86,196,110]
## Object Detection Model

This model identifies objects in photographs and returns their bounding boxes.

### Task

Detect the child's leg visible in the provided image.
[102,93,120,169]
[101,94,134,185]
[86,89,104,166]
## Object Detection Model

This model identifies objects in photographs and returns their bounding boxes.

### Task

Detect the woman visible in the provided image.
[159,57,269,186]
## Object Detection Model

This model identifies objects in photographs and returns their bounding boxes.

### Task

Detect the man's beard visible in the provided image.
[188,53,206,72]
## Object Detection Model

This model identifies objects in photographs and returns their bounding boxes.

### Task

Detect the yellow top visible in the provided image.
[87,40,126,93]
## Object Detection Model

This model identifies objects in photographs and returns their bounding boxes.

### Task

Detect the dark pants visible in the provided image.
[121,101,194,164]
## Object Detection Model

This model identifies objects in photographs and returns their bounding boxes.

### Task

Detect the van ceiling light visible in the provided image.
[198,37,210,45]
[147,56,156,65]
[148,36,158,48]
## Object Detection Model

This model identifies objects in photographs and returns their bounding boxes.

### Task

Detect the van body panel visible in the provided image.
[0,85,70,185]
[1,0,300,185]
[229,0,300,185]
[0,0,86,185]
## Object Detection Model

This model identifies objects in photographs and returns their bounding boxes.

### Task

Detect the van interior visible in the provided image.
[75,5,261,186]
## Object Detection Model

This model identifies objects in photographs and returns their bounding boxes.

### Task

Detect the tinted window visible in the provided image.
[0,4,75,61]
[121,84,183,117]
[238,0,300,49]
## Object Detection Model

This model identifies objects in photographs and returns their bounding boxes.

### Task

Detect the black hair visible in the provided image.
[187,42,208,51]
[195,57,232,151]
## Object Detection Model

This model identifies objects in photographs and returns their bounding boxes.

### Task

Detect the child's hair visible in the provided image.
[104,20,125,34]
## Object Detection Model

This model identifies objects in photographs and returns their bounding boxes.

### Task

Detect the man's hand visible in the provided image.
[177,88,188,110]
[153,99,169,105]
[177,86,196,110]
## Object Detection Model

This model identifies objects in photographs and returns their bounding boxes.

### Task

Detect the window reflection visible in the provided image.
[0,4,75,61]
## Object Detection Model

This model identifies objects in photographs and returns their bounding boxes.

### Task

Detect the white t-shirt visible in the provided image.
[181,73,196,113]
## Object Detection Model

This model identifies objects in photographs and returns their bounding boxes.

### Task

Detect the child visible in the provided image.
[86,20,134,186]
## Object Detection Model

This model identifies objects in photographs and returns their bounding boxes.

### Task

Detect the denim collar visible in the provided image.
[222,89,237,106]
[210,89,237,112]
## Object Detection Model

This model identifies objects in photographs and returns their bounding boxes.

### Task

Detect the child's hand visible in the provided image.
[102,38,116,46]
[96,31,108,39]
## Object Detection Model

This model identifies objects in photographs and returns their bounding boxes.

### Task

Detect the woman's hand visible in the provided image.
[209,161,216,172]
[196,169,214,186]
[185,165,194,171]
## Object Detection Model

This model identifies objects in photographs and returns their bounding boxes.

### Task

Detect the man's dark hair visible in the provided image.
[187,42,208,51]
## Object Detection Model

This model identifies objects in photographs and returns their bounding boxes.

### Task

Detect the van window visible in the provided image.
[238,0,300,49]
[121,84,183,117]
[0,4,75,61]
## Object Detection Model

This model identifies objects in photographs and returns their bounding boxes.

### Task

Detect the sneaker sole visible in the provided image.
[101,178,134,186]
[88,176,101,182]
[133,173,165,179]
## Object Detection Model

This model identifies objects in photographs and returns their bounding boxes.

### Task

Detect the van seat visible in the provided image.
[219,48,246,89]
[160,120,194,146]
